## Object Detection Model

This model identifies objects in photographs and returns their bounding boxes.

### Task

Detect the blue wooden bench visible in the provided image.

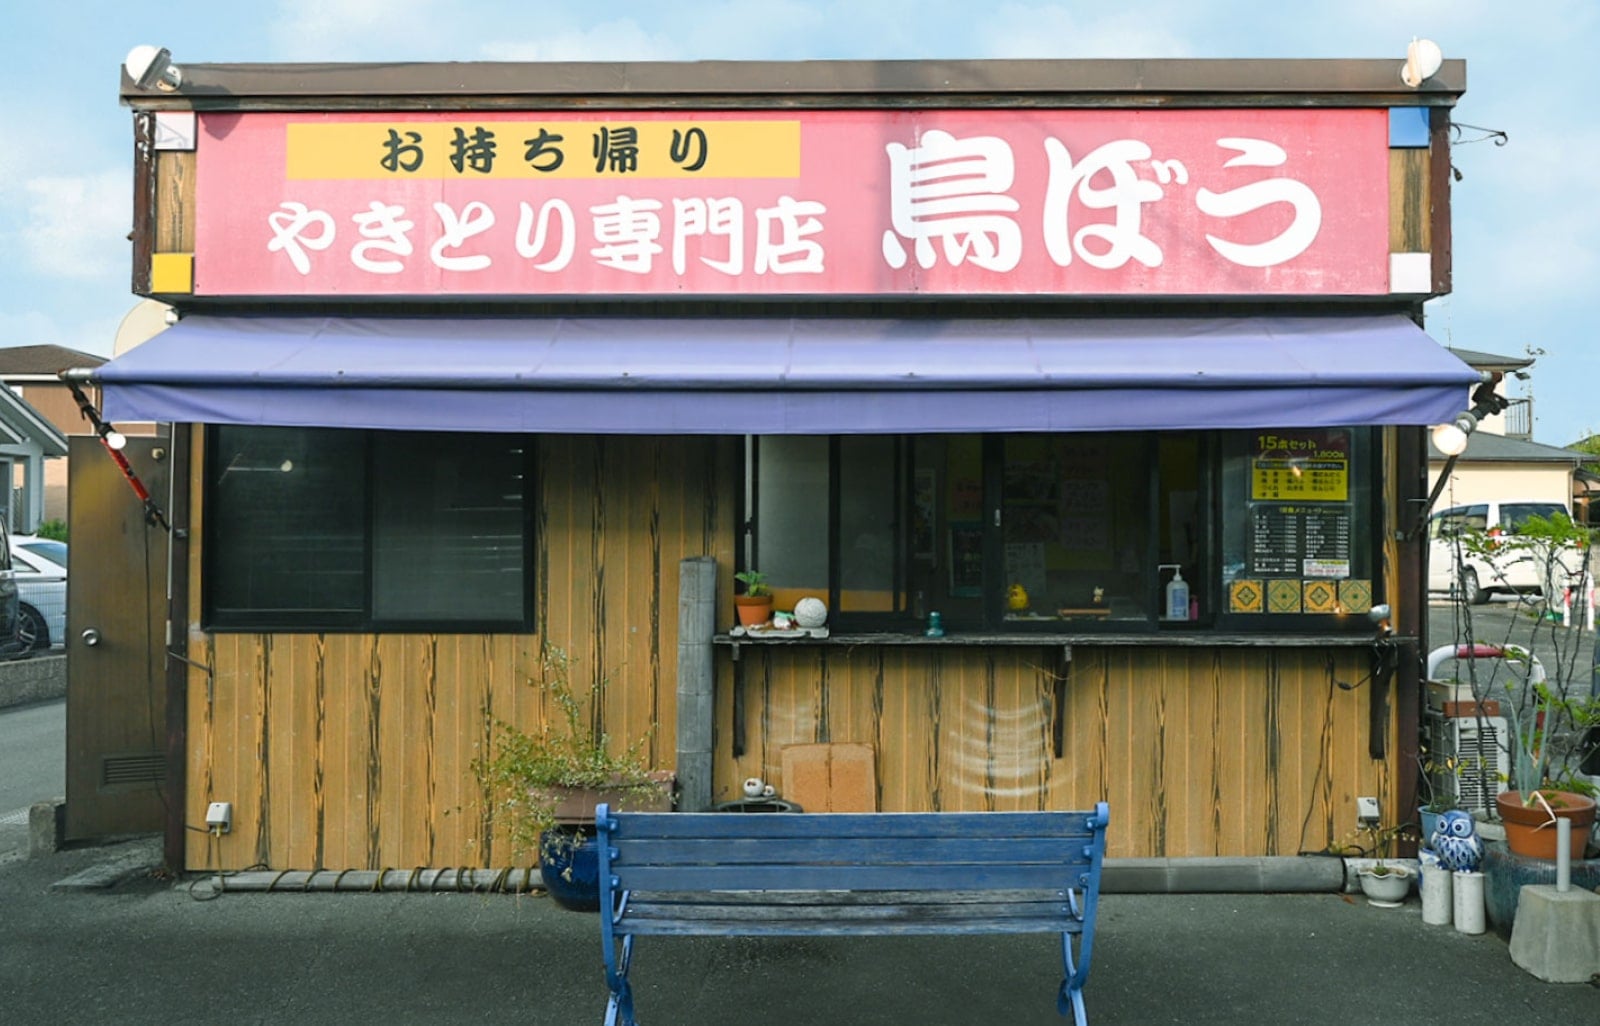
[595,802,1110,1026]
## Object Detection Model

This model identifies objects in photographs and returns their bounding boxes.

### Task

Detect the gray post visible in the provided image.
[676,556,718,813]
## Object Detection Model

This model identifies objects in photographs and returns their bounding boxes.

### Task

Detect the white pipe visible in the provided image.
[1420,863,1453,926]
[1557,818,1572,892]
[1453,871,1485,934]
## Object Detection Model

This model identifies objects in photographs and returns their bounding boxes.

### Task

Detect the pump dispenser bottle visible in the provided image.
[1161,565,1189,621]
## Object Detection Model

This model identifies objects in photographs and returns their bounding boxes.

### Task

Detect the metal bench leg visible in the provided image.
[603,935,638,1026]
[1057,933,1089,1026]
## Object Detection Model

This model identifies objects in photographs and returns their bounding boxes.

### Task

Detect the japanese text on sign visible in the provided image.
[1250,431,1350,501]
[195,109,1391,297]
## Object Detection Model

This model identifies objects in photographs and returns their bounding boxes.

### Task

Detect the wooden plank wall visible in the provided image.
[184,434,740,870]
[715,644,1389,859]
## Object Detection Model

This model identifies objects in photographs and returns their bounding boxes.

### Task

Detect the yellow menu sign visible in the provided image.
[1250,431,1349,502]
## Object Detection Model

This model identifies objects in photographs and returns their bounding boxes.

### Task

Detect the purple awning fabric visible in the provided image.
[92,314,1477,434]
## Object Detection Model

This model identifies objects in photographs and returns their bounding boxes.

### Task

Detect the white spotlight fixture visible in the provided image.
[124,45,183,91]
[1430,419,1470,457]
[1400,37,1443,88]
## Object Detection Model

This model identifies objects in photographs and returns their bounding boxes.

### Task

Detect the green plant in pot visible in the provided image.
[1339,821,1418,907]
[1438,510,1600,862]
[733,569,774,627]
[1490,646,1600,861]
[473,647,673,909]
[1416,749,1465,846]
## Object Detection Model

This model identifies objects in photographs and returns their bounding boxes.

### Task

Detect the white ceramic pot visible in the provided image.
[1358,865,1415,907]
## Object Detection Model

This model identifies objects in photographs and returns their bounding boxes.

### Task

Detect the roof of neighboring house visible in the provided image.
[1429,431,1588,464]
[1446,347,1534,373]
[0,345,106,379]
[0,386,68,457]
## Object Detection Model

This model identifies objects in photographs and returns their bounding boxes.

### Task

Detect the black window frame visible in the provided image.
[202,425,537,634]
[747,426,1384,636]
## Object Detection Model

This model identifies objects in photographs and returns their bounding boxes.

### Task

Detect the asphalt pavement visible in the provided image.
[2,834,1597,1025]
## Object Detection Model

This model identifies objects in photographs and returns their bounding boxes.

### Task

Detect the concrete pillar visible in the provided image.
[1509,885,1600,983]
[675,556,718,813]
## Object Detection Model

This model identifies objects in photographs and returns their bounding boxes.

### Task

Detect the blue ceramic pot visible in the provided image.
[539,827,601,912]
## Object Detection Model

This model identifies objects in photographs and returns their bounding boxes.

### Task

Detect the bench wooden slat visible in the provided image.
[612,862,1083,891]
[629,888,1072,907]
[619,915,1081,937]
[612,834,1095,867]
[607,810,1100,842]
[624,894,1077,926]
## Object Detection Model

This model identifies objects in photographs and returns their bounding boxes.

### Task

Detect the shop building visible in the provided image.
[86,56,1476,871]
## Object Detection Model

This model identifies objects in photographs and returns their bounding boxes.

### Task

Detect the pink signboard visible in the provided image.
[191,108,1390,298]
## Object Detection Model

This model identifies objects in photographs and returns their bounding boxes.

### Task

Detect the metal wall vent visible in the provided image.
[100,752,166,791]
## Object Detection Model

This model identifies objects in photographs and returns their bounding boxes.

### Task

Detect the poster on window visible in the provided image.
[1248,503,1353,578]
[948,522,984,597]
[911,468,937,562]
[1249,430,1349,502]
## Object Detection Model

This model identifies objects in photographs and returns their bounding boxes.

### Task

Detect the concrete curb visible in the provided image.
[0,654,65,709]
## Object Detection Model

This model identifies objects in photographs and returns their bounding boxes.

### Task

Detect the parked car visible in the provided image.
[1426,500,1584,605]
[0,519,19,658]
[9,535,65,651]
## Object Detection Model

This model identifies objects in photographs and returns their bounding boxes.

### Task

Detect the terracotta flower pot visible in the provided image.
[734,595,773,626]
[1496,790,1597,861]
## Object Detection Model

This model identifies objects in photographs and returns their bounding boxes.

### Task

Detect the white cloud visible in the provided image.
[481,20,684,62]
[14,170,128,282]
[270,0,443,60]
[978,4,1194,59]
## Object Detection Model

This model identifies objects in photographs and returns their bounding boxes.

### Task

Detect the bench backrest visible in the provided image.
[596,804,1109,894]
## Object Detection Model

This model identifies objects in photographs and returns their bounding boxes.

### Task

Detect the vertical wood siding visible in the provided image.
[713,645,1388,859]
[185,435,739,870]
[186,431,1390,868]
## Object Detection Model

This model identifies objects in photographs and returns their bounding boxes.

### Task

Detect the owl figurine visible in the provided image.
[1429,809,1483,872]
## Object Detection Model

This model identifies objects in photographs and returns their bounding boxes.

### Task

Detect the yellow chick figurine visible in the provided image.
[1007,583,1029,611]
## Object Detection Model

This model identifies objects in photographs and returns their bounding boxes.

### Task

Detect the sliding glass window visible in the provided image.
[205,426,532,631]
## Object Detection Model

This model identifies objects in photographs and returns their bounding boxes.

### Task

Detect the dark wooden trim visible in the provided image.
[1393,424,1427,842]
[163,423,191,874]
[716,632,1386,649]
[130,113,154,296]
[120,57,1467,112]
[1430,107,1455,294]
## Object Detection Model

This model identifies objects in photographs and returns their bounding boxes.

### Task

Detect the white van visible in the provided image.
[1426,500,1585,605]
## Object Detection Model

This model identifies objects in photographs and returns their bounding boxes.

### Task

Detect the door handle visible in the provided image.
[80,628,101,647]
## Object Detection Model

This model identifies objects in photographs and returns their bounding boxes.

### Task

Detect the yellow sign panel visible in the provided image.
[1250,431,1349,501]
[286,121,802,180]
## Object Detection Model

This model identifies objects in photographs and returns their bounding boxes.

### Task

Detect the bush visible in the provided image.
[35,519,66,541]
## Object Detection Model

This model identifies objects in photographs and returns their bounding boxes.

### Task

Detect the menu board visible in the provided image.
[1249,504,1353,578]
[1250,430,1349,502]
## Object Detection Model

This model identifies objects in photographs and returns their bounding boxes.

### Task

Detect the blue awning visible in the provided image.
[92,313,1478,434]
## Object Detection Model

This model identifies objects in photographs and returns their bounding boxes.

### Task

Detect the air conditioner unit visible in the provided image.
[1424,708,1510,816]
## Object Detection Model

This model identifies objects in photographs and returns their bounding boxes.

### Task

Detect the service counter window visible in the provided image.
[204,426,533,632]
[747,427,1379,635]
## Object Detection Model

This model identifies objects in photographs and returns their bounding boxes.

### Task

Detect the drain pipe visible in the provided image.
[209,867,542,893]
[1103,856,1349,893]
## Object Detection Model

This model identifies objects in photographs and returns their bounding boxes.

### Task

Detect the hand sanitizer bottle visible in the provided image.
[1165,567,1190,622]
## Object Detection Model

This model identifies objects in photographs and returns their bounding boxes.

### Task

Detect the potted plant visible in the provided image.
[1416,753,1460,848]
[474,647,673,910]
[733,569,774,627]
[1339,822,1418,907]
[1436,512,1600,861]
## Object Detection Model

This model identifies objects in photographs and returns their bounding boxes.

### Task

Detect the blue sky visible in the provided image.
[3,1,1596,443]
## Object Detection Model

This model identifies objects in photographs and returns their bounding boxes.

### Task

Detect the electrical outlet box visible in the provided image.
[205,801,232,834]
[1356,796,1380,824]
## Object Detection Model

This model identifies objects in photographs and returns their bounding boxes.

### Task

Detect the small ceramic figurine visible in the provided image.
[1429,809,1483,873]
